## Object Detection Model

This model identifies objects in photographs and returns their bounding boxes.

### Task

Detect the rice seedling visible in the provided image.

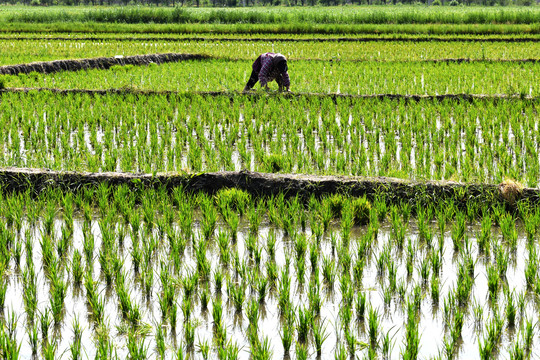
[368,306,380,349]
[297,306,312,344]
[42,340,57,360]
[70,316,83,360]
[252,336,273,360]
[197,338,211,360]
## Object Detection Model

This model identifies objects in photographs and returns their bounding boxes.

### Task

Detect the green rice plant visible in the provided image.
[443,336,455,360]
[477,214,492,255]
[419,255,431,282]
[486,264,499,299]
[127,331,149,360]
[451,211,466,252]
[266,261,277,286]
[334,342,347,360]
[72,249,83,285]
[391,209,406,250]
[290,341,305,360]
[345,326,357,357]
[494,244,509,278]
[312,318,328,357]
[184,320,197,350]
[522,318,534,352]
[197,338,211,360]
[500,213,518,250]
[214,268,223,293]
[249,334,272,360]
[431,275,440,303]
[402,299,420,360]
[218,340,240,360]
[297,306,312,344]
[352,258,364,288]
[70,316,83,360]
[212,297,223,326]
[508,340,525,360]
[40,308,52,341]
[279,317,294,354]
[505,292,516,328]
[27,322,39,356]
[230,281,245,314]
[356,292,367,321]
[368,306,380,349]
[42,340,57,360]
[0,278,7,311]
[478,336,494,360]
[247,298,260,330]
[381,328,396,360]
[321,256,335,284]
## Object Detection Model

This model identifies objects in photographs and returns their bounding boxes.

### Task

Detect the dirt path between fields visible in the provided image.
[0,168,537,207]
[1,87,537,102]
[0,53,209,75]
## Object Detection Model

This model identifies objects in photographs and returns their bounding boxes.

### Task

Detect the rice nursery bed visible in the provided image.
[1,185,540,360]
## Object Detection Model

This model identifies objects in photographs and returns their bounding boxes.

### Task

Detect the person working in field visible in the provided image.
[243,52,290,92]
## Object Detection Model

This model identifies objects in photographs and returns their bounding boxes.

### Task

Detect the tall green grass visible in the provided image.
[5,6,540,25]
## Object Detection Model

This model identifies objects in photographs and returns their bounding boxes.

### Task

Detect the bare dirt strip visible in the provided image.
[1,87,538,102]
[0,168,537,207]
[0,53,209,75]
[0,36,538,43]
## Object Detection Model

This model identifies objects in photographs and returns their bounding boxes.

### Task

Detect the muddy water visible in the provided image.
[3,214,536,360]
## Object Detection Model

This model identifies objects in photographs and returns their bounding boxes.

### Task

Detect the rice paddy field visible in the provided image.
[0,5,540,360]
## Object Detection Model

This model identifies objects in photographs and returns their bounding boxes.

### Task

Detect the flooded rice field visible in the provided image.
[0,187,538,360]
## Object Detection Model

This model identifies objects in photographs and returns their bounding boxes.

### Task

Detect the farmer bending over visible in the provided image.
[243,52,290,92]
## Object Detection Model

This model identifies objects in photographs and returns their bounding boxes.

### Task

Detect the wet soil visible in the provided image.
[0,53,209,75]
[0,167,538,206]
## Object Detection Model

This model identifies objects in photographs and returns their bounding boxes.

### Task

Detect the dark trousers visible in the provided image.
[245,69,286,90]
[245,69,259,90]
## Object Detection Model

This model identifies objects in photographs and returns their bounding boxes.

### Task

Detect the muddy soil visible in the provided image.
[0,167,538,206]
[0,53,209,75]
[1,87,537,103]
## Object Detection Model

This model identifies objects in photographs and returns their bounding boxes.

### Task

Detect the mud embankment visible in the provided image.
[0,53,209,75]
[1,87,537,102]
[0,168,538,207]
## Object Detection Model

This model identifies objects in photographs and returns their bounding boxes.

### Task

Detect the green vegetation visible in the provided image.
[0,186,537,358]
[0,92,538,186]
[0,4,538,359]
[1,37,540,65]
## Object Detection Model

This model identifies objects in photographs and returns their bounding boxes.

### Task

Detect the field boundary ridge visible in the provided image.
[1,88,537,102]
[0,53,209,75]
[2,36,539,43]
[0,167,537,206]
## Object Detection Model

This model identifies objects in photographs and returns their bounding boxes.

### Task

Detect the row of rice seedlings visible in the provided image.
[1,38,539,66]
[1,92,539,186]
[0,186,539,358]
[5,59,539,96]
